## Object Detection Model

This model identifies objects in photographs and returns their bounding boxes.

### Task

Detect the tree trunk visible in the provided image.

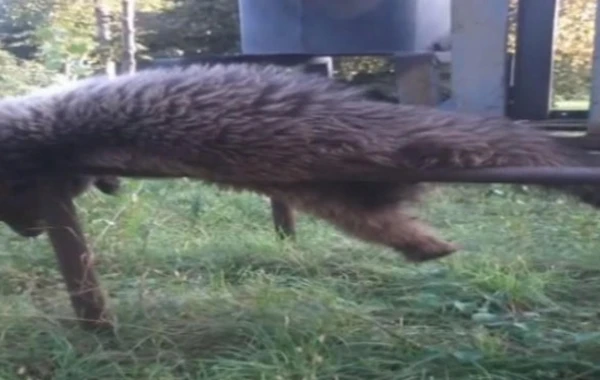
[121,0,136,74]
[94,0,115,78]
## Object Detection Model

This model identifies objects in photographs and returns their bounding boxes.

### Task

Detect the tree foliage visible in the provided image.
[0,0,596,102]
[0,0,168,76]
[0,49,58,96]
[553,0,597,101]
[136,0,240,57]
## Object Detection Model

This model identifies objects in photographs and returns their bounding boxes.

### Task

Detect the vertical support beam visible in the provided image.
[394,53,440,106]
[451,0,510,116]
[509,0,559,120]
[589,0,600,134]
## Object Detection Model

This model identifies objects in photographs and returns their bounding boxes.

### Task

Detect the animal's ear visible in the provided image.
[93,176,121,195]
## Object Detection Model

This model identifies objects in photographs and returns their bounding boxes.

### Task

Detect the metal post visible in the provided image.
[394,53,439,106]
[451,0,510,116]
[588,0,600,133]
[509,0,559,120]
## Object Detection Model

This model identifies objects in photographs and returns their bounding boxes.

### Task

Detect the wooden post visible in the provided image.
[450,0,510,116]
[42,183,111,330]
[394,53,440,106]
[589,0,600,134]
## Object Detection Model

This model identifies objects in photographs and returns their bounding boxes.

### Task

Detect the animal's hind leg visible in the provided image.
[270,198,296,239]
[314,202,458,262]
[259,182,458,262]
[377,208,458,262]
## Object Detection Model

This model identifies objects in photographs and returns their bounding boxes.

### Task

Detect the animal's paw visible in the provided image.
[395,236,459,263]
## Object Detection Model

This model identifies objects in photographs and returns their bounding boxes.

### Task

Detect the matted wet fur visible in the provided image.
[0,63,597,261]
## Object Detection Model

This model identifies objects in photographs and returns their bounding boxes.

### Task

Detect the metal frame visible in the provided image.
[508,0,561,120]
[508,0,594,121]
[588,0,600,131]
[49,165,600,186]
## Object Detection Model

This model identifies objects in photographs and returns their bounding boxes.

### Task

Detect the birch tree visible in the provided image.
[121,0,136,74]
[94,0,116,77]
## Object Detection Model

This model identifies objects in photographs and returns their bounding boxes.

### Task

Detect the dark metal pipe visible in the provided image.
[404,167,600,185]
[8,163,600,186]
[61,165,600,186]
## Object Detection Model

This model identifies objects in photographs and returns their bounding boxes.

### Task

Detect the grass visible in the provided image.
[0,179,598,379]
[552,99,590,111]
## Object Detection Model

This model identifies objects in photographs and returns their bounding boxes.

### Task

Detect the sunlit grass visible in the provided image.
[0,180,598,379]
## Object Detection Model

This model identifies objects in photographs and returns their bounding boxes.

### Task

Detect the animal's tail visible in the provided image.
[257,102,600,262]
[369,105,600,209]
[320,81,600,208]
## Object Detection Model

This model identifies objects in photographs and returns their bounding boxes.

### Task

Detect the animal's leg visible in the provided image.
[311,201,457,262]
[259,182,457,262]
[372,208,458,262]
[41,182,111,330]
[270,198,295,239]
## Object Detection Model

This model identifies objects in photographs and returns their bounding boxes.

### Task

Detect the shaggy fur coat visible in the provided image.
[0,63,596,261]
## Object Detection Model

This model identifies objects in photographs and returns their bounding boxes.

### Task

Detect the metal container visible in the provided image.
[238,0,451,55]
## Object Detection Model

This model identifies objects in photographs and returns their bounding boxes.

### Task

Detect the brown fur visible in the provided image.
[0,176,120,237]
[0,63,597,261]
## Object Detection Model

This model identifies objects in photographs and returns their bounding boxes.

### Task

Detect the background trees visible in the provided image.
[0,0,595,104]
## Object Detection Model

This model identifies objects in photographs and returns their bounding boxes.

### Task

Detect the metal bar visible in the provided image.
[549,110,589,120]
[588,0,600,132]
[403,167,600,185]
[53,165,600,186]
[139,52,397,68]
[514,119,588,132]
[509,0,559,120]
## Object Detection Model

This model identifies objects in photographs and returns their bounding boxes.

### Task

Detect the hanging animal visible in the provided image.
[0,63,596,262]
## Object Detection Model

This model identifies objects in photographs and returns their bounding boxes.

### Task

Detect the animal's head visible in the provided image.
[0,176,120,237]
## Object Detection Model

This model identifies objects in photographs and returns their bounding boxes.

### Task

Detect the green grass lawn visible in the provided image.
[0,180,598,379]
[553,99,590,111]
